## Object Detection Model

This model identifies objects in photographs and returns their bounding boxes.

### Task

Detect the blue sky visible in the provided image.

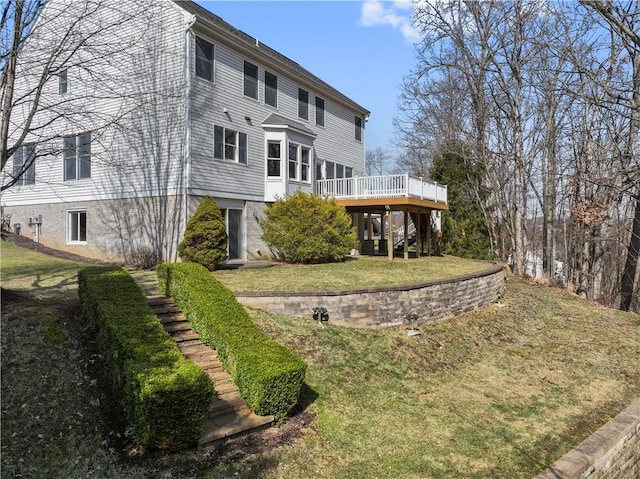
[195,1,421,153]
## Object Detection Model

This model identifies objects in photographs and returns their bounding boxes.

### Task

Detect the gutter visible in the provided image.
[183,12,196,253]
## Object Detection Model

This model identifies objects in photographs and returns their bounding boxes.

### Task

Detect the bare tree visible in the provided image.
[576,0,640,310]
[365,147,394,176]
[1,0,144,190]
[1,0,189,263]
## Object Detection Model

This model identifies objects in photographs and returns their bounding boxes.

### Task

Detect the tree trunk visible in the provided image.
[620,197,640,311]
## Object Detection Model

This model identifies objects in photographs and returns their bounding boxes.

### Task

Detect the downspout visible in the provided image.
[182,14,196,255]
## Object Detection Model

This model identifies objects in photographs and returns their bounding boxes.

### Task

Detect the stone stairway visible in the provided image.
[146,295,274,446]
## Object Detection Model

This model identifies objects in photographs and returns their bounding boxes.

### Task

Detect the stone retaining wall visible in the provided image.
[534,398,639,479]
[236,264,505,327]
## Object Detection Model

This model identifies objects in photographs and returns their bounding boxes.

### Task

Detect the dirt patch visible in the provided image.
[1,238,316,478]
[2,232,107,264]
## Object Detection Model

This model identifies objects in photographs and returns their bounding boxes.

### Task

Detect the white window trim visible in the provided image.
[287,143,312,184]
[214,126,248,164]
[12,144,36,186]
[63,133,91,181]
[301,146,311,183]
[58,69,68,95]
[67,209,87,244]
[267,140,282,178]
[288,142,299,181]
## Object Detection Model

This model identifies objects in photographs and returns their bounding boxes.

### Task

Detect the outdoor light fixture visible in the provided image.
[405,313,421,336]
[311,307,329,326]
[495,291,505,308]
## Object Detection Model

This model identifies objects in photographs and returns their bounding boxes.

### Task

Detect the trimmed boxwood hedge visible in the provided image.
[78,267,213,451]
[157,262,306,420]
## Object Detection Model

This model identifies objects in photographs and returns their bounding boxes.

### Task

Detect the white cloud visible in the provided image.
[359,0,421,43]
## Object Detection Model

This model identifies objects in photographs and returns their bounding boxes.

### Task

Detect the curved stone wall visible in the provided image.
[235,263,505,328]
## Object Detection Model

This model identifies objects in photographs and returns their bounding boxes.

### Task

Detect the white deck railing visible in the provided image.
[316,173,447,205]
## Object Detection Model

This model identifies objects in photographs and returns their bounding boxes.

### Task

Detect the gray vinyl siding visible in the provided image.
[2,0,188,207]
[188,30,366,200]
[190,34,266,200]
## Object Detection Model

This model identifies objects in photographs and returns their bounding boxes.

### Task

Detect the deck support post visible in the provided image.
[426,209,432,256]
[416,212,421,259]
[355,213,364,254]
[387,207,394,261]
[403,210,409,260]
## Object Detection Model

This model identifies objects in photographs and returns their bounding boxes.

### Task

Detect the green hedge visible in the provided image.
[157,262,306,420]
[78,267,213,451]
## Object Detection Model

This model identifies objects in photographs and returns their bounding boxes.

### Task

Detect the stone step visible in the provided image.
[199,412,275,446]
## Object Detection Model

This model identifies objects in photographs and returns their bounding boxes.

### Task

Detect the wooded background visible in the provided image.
[387,0,639,312]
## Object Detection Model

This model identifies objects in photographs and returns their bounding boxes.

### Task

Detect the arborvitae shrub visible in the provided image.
[178,196,228,270]
[260,191,355,263]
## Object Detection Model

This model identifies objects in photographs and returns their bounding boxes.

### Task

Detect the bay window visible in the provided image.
[267,141,281,177]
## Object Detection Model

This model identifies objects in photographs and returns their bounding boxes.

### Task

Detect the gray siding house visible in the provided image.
[2,0,370,263]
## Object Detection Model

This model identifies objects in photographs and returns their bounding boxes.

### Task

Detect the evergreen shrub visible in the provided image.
[260,191,355,263]
[178,196,228,270]
[157,262,306,420]
[78,266,213,451]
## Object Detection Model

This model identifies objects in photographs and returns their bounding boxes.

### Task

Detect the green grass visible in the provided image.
[1,241,84,298]
[213,255,493,292]
[222,281,640,479]
[2,239,639,478]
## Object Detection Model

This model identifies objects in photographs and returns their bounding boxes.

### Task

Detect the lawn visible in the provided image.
[2,239,639,478]
[213,255,493,292]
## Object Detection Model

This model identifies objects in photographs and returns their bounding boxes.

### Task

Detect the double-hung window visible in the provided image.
[12,144,36,186]
[267,141,281,177]
[68,210,87,243]
[288,143,298,180]
[64,133,91,181]
[265,71,277,108]
[58,69,68,94]
[214,126,247,164]
[301,147,310,182]
[244,61,258,99]
[298,88,308,120]
[196,36,214,81]
[355,116,363,142]
[288,144,311,182]
[315,97,324,126]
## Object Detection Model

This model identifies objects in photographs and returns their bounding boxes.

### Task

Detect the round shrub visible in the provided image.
[178,196,228,270]
[260,191,355,264]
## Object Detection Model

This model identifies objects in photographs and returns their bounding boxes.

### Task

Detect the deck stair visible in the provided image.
[146,295,274,446]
